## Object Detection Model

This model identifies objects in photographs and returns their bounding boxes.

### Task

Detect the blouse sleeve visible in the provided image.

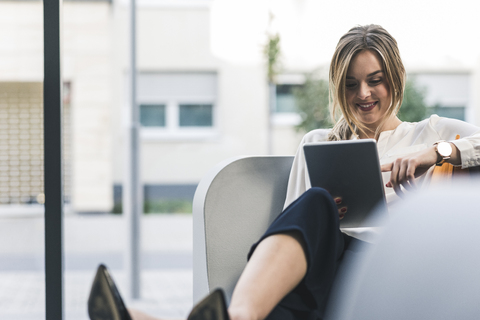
[283,129,330,209]
[431,115,480,169]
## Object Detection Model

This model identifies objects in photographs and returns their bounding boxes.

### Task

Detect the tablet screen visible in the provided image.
[303,139,386,228]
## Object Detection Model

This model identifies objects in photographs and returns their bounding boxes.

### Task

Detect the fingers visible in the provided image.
[397,161,415,191]
[384,147,440,195]
[334,197,346,220]
[381,161,397,189]
[387,157,420,197]
[405,162,417,189]
[389,158,404,197]
[381,162,393,172]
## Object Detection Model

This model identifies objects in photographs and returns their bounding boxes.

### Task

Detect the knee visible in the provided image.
[303,187,332,203]
[295,187,337,219]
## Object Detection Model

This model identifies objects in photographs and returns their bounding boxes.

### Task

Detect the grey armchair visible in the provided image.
[192,156,294,305]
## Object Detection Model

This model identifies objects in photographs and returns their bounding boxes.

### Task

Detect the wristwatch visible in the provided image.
[433,140,453,166]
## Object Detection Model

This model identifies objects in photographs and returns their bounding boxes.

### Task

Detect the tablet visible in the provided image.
[303,139,386,228]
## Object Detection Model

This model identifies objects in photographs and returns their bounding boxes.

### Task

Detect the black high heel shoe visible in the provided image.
[187,288,229,320]
[88,264,133,320]
[88,264,229,320]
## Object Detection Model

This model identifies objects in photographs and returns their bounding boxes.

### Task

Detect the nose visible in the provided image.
[357,82,371,100]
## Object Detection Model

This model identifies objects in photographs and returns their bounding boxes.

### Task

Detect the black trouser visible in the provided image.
[247,187,357,320]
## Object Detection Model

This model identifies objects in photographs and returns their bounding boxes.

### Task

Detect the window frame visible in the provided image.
[140,103,168,128]
[272,74,305,127]
[140,96,218,141]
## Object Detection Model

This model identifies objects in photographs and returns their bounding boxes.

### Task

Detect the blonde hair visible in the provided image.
[327,25,406,141]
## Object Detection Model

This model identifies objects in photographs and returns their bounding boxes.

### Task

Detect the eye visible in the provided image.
[345,82,357,89]
[369,79,382,85]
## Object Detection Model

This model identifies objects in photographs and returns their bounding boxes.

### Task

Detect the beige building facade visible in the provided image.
[1,0,479,213]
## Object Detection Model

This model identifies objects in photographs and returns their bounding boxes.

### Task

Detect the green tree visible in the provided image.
[263,12,282,154]
[397,78,428,122]
[264,32,281,83]
[294,73,332,133]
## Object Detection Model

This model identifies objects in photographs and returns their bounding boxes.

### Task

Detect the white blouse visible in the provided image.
[284,115,480,242]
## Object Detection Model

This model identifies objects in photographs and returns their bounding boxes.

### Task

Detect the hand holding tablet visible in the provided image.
[303,139,387,228]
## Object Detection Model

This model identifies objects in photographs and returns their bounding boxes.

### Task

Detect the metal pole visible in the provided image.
[267,82,276,154]
[43,0,64,317]
[125,0,141,299]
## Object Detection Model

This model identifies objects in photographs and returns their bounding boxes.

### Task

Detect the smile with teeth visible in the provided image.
[356,101,377,111]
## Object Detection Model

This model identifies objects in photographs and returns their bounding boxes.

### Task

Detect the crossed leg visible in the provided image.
[127,232,307,320]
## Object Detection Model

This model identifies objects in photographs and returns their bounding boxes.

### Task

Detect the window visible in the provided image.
[271,74,305,126]
[0,83,43,205]
[179,104,213,127]
[427,105,465,121]
[275,84,302,113]
[0,82,71,205]
[140,104,166,127]
[137,72,217,139]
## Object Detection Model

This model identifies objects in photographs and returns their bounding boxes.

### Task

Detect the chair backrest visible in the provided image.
[192,156,294,304]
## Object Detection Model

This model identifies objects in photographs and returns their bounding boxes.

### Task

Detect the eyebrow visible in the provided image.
[346,70,384,79]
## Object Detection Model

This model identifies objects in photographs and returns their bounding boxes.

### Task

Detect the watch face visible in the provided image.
[438,142,452,157]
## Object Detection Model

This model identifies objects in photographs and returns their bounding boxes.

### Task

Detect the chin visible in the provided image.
[357,115,380,125]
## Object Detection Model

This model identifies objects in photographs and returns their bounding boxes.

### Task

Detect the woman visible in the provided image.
[226,24,480,320]
[89,24,480,320]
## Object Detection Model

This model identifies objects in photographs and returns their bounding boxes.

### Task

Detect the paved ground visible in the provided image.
[0,213,194,320]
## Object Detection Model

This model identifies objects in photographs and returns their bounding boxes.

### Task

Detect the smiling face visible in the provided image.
[345,50,394,136]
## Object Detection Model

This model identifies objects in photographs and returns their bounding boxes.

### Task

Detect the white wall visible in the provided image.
[474,57,480,126]
[64,3,113,212]
[0,2,43,81]
[272,125,304,155]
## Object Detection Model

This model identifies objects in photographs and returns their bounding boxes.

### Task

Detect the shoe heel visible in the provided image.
[188,288,229,320]
[88,264,132,320]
